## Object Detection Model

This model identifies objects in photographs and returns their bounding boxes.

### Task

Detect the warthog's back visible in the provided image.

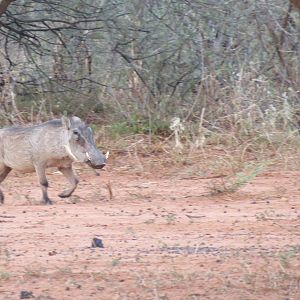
[0,120,70,172]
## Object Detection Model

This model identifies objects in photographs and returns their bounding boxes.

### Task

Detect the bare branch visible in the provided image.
[0,0,15,17]
[291,0,300,10]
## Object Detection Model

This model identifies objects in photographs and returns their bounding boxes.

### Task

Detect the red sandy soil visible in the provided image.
[0,157,299,300]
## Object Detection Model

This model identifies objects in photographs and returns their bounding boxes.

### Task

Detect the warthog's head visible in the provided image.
[62,116,108,169]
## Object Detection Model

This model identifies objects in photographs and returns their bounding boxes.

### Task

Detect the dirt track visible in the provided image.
[0,161,300,300]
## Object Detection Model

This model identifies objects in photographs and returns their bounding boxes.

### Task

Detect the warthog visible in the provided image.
[0,116,108,205]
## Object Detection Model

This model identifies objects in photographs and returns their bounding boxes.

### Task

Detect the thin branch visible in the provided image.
[0,0,15,17]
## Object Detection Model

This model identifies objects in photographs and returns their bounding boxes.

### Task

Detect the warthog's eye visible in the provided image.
[73,130,80,141]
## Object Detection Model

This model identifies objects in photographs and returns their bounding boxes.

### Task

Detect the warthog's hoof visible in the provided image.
[44,199,53,205]
[58,190,73,198]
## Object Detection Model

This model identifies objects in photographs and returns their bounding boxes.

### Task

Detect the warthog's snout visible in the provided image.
[85,150,109,169]
[87,161,106,169]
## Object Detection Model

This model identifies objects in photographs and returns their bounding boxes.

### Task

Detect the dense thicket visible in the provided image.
[0,0,299,133]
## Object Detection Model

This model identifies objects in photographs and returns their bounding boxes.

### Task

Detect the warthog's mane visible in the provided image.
[2,119,63,133]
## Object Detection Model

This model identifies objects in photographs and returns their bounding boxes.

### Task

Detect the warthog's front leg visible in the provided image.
[34,164,52,205]
[0,165,11,204]
[58,165,79,198]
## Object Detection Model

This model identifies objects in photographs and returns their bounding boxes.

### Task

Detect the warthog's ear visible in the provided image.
[61,116,71,130]
[71,116,82,123]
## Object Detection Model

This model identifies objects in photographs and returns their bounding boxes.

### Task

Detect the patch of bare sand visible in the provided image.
[0,163,300,299]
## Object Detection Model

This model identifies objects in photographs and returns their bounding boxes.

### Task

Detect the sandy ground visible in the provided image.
[0,158,300,300]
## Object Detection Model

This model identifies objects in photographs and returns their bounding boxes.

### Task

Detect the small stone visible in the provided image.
[48,250,57,256]
[20,290,34,299]
[92,238,104,248]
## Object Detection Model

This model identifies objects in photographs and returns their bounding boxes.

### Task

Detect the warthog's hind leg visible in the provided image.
[58,165,79,198]
[34,164,52,205]
[0,165,11,204]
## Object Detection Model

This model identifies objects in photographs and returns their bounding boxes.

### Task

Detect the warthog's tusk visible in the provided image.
[64,145,79,162]
[86,152,91,161]
[105,151,109,159]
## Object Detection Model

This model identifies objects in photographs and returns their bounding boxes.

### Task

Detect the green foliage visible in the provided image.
[0,270,11,280]
[209,162,268,194]
[228,163,266,192]
[111,257,122,267]
[1,0,299,143]
[278,246,300,269]
[108,114,170,137]
[165,213,177,225]
[15,83,103,121]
